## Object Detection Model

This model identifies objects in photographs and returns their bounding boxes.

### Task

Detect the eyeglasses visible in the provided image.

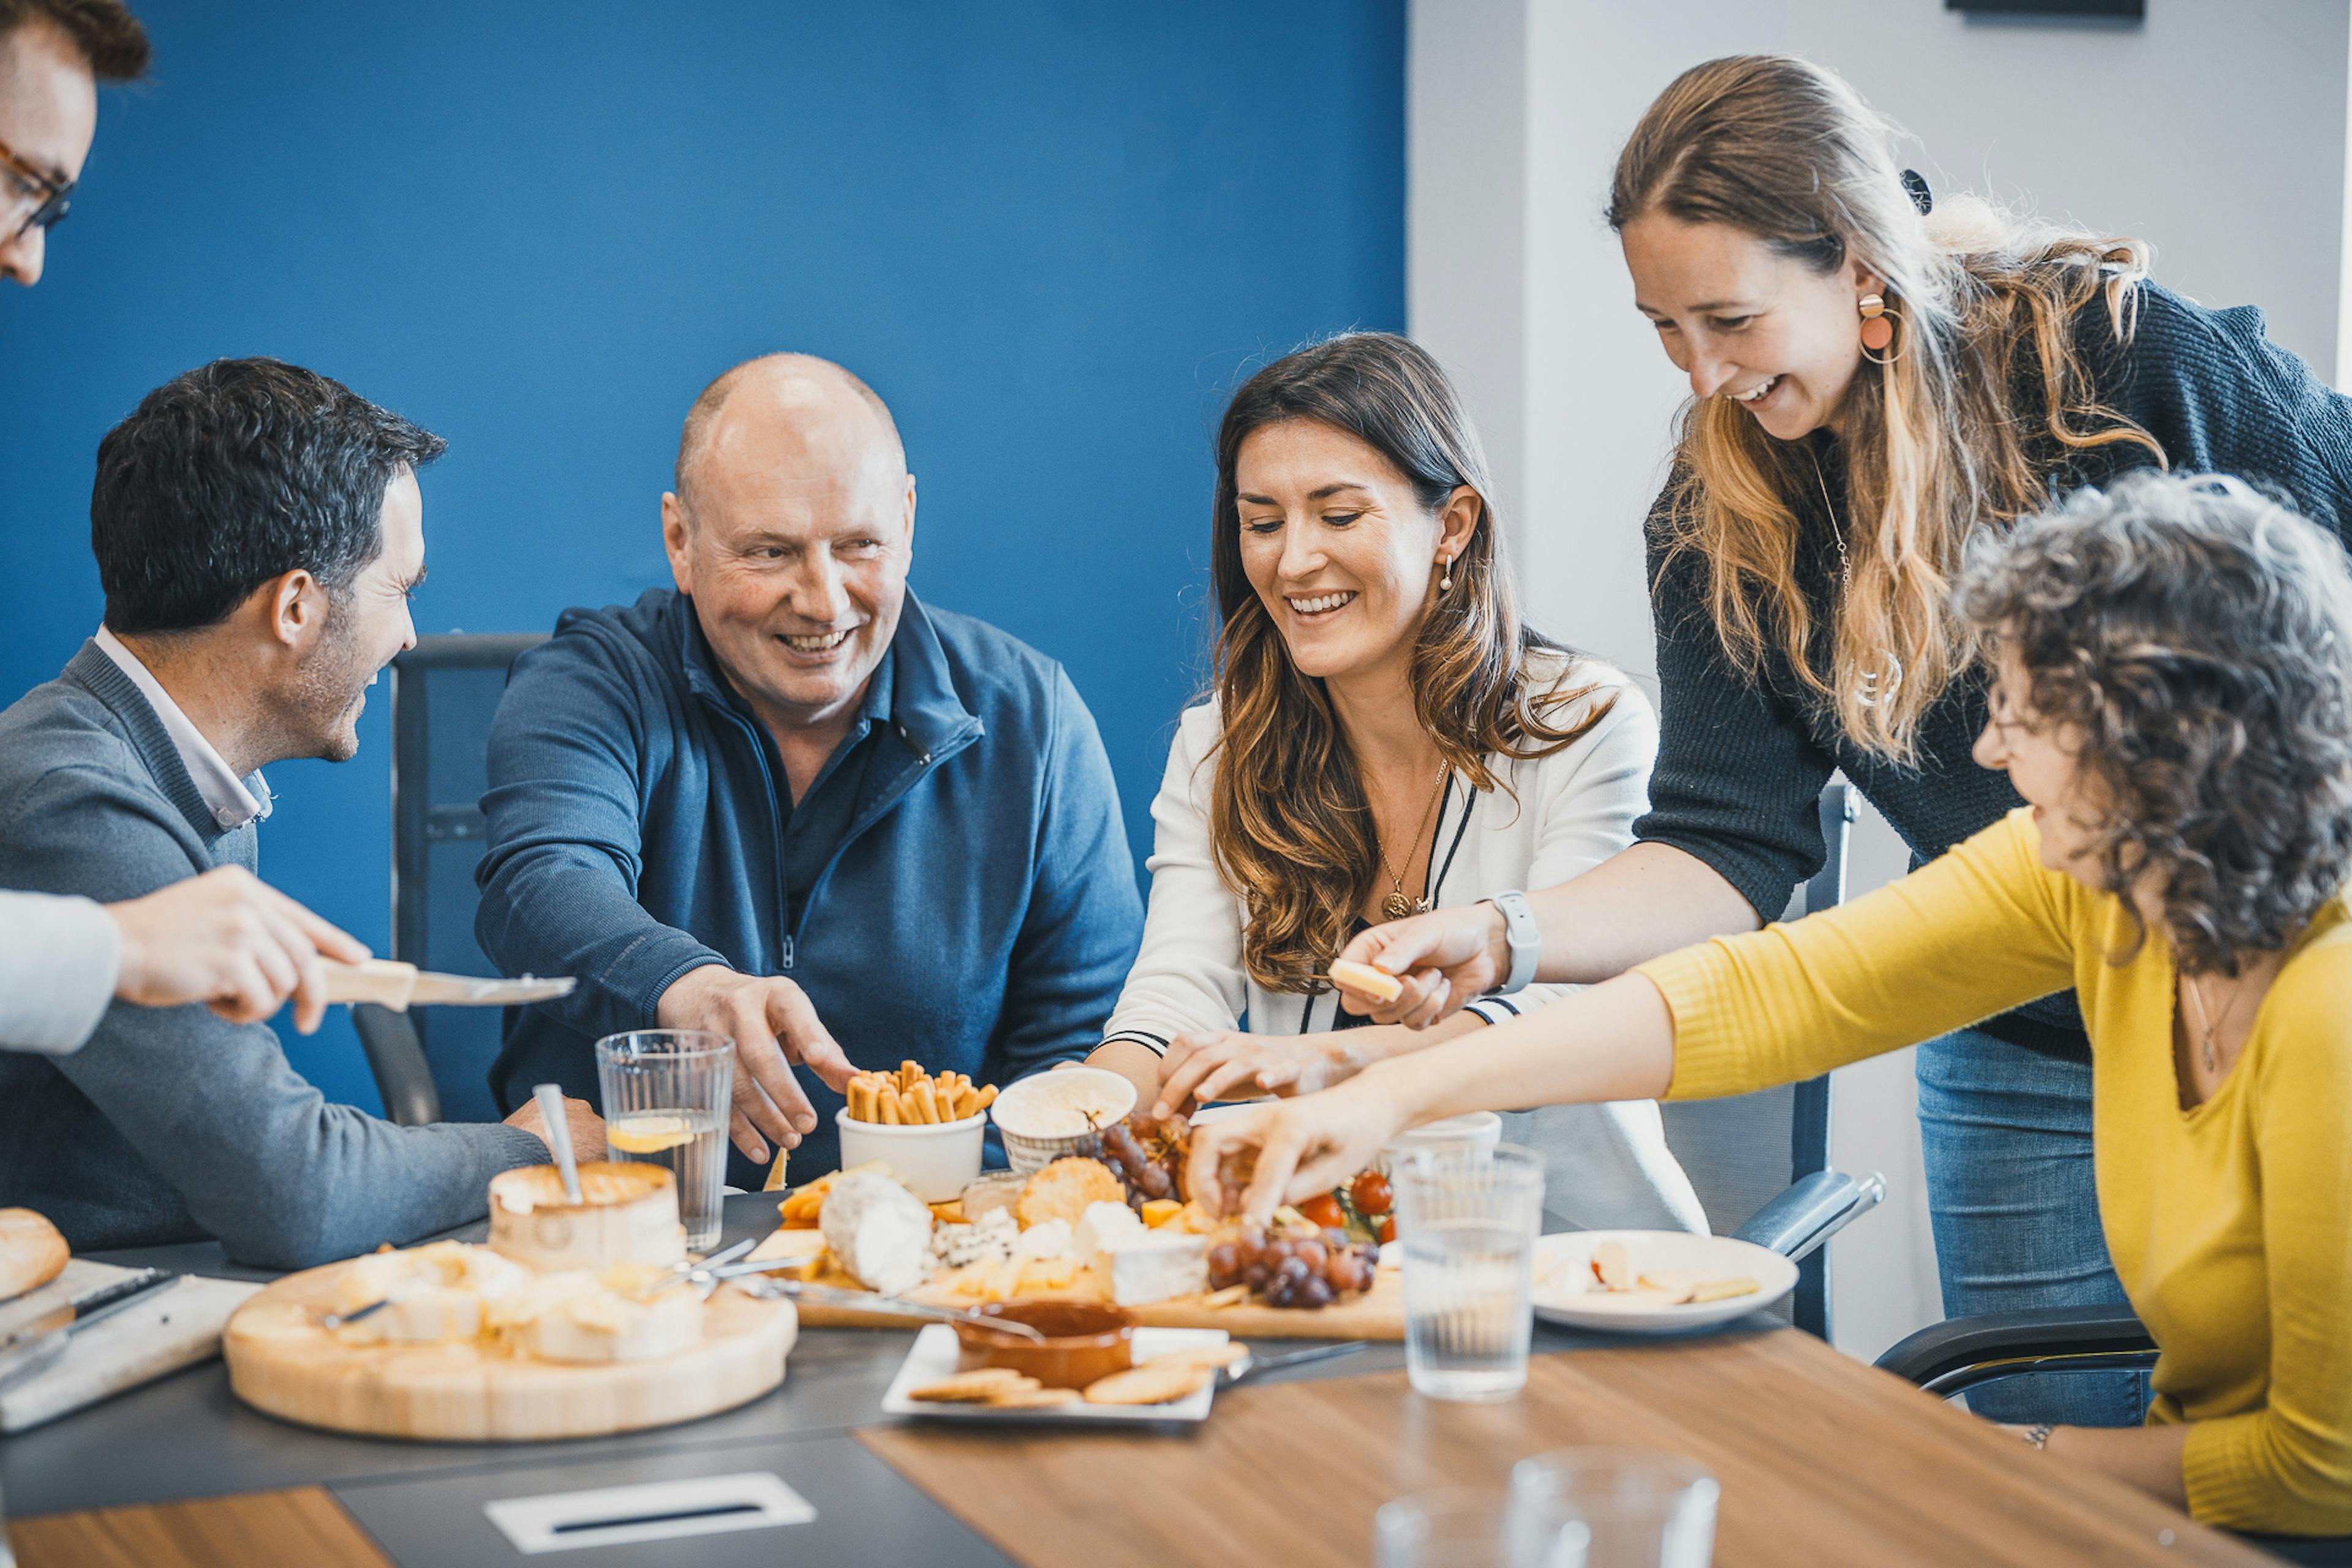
[0,134,72,241]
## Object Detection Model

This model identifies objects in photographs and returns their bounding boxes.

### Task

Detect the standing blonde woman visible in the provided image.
[1082,333,1703,1232]
[1324,55,2352,1427]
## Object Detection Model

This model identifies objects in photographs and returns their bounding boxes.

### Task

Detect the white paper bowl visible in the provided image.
[834,1107,986,1202]
[988,1068,1138,1175]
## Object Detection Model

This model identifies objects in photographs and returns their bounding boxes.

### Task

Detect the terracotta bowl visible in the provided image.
[952,1299,1136,1389]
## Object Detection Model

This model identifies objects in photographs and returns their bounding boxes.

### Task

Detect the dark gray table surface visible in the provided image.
[1,1193,1778,1566]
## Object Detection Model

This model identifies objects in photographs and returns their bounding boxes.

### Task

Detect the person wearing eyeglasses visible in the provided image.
[0,0,145,286]
[0,0,388,1056]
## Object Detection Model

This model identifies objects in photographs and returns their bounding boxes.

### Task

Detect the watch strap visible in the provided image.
[1487,889,1540,995]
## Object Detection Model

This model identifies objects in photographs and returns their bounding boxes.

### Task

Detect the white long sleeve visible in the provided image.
[0,889,119,1054]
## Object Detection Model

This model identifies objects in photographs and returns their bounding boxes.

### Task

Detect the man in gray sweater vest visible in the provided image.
[0,358,601,1267]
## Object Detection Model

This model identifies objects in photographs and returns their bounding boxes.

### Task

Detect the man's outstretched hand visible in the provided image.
[657,965,857,1162]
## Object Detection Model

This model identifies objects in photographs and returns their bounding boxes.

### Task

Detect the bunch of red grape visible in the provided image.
[1205,1224,1379,1310]
[1071,1114,1188,1208]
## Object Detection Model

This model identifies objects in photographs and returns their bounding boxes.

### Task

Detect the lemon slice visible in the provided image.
[608,1114,696,1155]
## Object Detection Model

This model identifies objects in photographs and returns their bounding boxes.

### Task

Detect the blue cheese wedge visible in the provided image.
[933,1208,1019,1271]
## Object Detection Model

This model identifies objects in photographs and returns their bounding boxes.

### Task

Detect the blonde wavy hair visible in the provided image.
[1610,53,2163,762]
[1208,333,1609,993]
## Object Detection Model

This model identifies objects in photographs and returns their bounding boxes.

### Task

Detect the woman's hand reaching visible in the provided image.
[1152,1029,1367,1117]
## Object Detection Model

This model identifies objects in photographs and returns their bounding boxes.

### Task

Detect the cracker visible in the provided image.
[1017,1156,1128,1231]
[1148,1341,1248,1372]
[1083,1362,1212,1406]
[985,1385,1082,1409]
[908,1368,1037,1403]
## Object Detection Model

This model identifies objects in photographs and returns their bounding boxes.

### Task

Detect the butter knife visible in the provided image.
[0,1268,179,1393]
[326,960,576,1010]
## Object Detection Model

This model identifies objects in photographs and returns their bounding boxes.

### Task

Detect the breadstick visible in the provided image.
[880,1086,905,1125]
[953,1085,980,1119]
[907,1082,934,1124]
[900,1060,922,1090]
[848,1078,872,1123]
[975,1084,998,1110]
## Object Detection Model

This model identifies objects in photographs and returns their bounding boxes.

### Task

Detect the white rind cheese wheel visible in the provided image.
[330,1241,530,1344]
[0,1208,68,1302]
[488,1162,686,1272]
[818,1172,935,1295]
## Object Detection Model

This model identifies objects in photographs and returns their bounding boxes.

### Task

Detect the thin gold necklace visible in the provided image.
[1803,445,1903,710]
[2179,971,2251,1077]
[1376,764,1449,921]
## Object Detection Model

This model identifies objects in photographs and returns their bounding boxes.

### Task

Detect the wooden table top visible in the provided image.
[8,1486,391,1568]
[861,1328,2269,1568]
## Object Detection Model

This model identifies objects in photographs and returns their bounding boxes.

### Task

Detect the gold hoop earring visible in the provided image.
[1859,293,1905,364]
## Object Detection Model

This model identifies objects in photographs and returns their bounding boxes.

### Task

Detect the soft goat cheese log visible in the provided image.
[818,1172,936,1295]
[1078,1202,1208,1306]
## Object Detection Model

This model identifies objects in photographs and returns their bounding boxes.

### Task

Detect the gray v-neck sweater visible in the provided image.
[0,643,543,1266]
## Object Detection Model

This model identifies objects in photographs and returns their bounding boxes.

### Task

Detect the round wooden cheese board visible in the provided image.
[222,1262,797,1442]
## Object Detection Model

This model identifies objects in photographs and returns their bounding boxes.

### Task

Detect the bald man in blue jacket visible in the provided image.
[477,354,1144,1186]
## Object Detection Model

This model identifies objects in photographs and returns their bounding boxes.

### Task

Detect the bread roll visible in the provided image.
[0,1208,68,1302]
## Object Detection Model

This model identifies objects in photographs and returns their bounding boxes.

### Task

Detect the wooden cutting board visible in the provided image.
[222,1262,797,1442]
[791,1266,1406,1341]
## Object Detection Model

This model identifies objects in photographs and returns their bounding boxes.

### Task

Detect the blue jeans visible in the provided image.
[1915,1026,2151,1427]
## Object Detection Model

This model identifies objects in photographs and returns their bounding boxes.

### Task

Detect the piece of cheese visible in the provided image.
[1328,959,1404,1006]
[526,1282,703,1364]
[1074,1200,1145,1264]
[330,1242,530,1344]
[1096,1231,1209,1307]
[933,1208,1019,1271]
[1012,1217,1076,1263]
[818,1172,937,1295]
[488,1162,687,1272]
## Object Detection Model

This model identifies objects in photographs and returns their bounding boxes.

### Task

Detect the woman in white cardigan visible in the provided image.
[1083,334,1705,1232]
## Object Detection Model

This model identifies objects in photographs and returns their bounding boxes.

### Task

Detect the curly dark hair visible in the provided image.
[1956,471,2352,976]
[92,358,445,635]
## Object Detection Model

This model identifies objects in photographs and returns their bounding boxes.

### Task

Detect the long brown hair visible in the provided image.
[1610,54,2162,762]
[1208,333,1609,992]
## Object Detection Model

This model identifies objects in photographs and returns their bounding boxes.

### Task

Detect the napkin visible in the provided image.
[0,1259,260,1432]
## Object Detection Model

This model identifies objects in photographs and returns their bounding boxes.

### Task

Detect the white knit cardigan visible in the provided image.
[1101,653,1708,1233]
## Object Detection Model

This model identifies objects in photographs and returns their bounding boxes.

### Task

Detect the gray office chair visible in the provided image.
[350,633,548,1126]
[1658,783,1883,1340]
[1877,1311,2348,1566]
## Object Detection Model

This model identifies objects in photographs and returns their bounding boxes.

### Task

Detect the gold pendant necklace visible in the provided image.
[1376,764,1449,921]
[2180,971,2244,1077]
[1807,448,1904,710]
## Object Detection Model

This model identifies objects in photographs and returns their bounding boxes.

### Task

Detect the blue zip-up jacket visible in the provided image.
[475,587,1144,1185]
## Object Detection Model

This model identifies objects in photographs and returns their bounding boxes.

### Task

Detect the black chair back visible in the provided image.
[377,632,548,1121]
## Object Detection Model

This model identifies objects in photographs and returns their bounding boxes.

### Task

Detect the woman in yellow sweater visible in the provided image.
[1186,469,2352,1536]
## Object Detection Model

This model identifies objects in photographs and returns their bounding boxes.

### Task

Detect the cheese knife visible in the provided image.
[326,960,576,1010]
[0,1268,179,1393]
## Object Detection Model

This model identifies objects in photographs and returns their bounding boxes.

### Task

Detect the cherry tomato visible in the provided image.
[1298,1193,1346,1231]
[1349,1169,1393,1216]
[1377,1215,1397,1245]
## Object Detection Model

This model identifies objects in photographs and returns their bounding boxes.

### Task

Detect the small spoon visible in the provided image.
[533,1081,584,1204]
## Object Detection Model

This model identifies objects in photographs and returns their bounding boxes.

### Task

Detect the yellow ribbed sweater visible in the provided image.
[1637,808,2352,1536]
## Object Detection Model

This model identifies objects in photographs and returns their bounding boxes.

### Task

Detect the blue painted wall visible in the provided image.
[0,1,1405,1112]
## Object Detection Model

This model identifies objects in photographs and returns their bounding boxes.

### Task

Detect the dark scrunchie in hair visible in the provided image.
[1900,168,1932,216]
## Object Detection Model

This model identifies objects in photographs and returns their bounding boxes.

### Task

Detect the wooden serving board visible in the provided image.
[793,1267,1406,1341]
[221,1262,797,1442]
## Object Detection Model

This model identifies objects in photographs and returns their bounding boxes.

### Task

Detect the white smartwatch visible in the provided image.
[1485,889,1540,995]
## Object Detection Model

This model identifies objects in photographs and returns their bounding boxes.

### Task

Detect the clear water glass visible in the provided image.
[595,1029,733,1251]
[1394,1142,1545,1402]
[1375,1486,1589,1568]
[1510,1450,1719,1567]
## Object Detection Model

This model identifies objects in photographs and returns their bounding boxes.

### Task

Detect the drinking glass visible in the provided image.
[1374,1486,1589,1568]
[595,1029,733,1251]
[1393,1142,1545,1402]
[1510,1450,1719,1567]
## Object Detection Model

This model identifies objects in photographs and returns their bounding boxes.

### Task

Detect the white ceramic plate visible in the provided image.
[879,1325,1228,1424]
[1529,1230,1796,1334]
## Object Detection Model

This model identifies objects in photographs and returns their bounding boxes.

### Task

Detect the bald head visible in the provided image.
[673,353,907,514]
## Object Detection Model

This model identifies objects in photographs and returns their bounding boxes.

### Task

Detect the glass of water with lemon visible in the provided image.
[595,1030,733,1251]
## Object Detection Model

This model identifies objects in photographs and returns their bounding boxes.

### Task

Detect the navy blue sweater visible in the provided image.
[474,589,1144,1181]
[1635,281,2352,1058]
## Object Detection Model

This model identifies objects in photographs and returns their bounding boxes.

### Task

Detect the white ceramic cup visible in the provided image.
[834,1108,987,1201]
